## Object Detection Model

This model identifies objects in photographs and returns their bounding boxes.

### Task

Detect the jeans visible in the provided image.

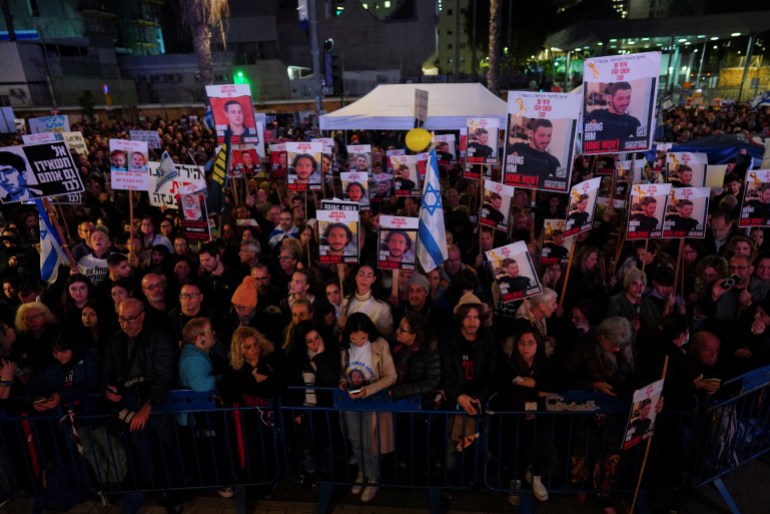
[343,410,380,479]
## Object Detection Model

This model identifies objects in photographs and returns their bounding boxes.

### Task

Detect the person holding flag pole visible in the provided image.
[416,138,448,273]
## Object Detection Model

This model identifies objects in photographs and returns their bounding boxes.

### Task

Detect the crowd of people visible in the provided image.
[0,101,768,513]
[658,101,770,142]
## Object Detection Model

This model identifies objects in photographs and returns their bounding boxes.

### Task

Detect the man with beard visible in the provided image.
[506,119,562,184]
[630,196,660,235]
[586,82,642,149]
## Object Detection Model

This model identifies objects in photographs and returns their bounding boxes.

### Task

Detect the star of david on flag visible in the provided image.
[35,199,66,284]
[417,148,448,272]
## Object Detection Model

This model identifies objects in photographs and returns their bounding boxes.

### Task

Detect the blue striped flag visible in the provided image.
[417,148,448,272]
[155,150,179,193]
[35,200,66,284]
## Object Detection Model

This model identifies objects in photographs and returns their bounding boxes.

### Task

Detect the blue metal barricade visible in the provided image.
[0,390,281,514]
[687,364,770,513]
[278,386,483,513]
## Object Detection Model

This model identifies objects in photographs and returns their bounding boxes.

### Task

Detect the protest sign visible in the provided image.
[503,92,580,192]
[206,84,259,145]
[662,187,709,239]
[435,134,457,164]
[0,141,83,204]
[541,219,573,265]
[740,170,770,227]
[480,180,513,232]
[178,194,211,240]
[269,143,288,179]
[627,183,671,239]
[129,130,162,150]
[347,145,372,173]
[341,171,370,210]
[147,161,206,208]
[622,379,664,450]
[109,139,149,191]
[286,141,323,191]
[582,51,661,154]
[466,118,499,164]
[22,133,58,145]
[318,208,359,264]
[62,132,88,157]
[486,241,543,302]
[390,154,422,197]
[667,152,707,187]
[564,177,602,237]
[378,215,418,271]
[28,115,70,134]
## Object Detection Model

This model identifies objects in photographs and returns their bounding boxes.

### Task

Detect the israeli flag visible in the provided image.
[417,148,448,273]
[36,200,66,284]
[155,151,179,193]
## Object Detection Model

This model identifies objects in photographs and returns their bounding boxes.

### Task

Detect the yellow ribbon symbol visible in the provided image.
[750,171,760,185]
[515,98,527,118]
[668,153,679,169]
[571,188,580,203]
[588,62,600,79]
[634,185,645,199]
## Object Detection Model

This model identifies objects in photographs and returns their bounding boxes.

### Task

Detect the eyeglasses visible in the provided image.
[729,265,749,272]
[143,282,163,290]
[396,326,414,334]
[22,313,43,322]
[118,314,143,324]
[234,304,252,311]
[199,329,216,336]
[180,293,202,299]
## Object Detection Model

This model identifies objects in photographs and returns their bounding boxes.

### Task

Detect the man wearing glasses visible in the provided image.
[707,254,755,340]
[102,298,175,493]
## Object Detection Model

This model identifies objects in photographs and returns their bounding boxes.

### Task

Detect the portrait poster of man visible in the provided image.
[486,241,542,302]
[286,141,323,192]
[347,144,372,173]
[205,84,259,145]
[0,142,83,204]
[370,173,392,206]
[269,143,288,180]
[652,142,672,176]
[317,208,359,264]
[627,183,671,240]
[582,51,661,154]
[231,146,259,179]
[739,170,770,227]
[663,187,709,239]
[377,215,418,271]
[621,158,652,184]
[480,179,513,233]
[623,379,663,450]
[177,193,211,241]
[666,152,707,188]
[503,92,580,193]
[341,171,370,210]
[390,154,421,197]
[541,219,573,265]
[564,176,602,237]
[109,139,149,191]
[312,137,335,177]
[435,134,457,164]
[466,117,499,165]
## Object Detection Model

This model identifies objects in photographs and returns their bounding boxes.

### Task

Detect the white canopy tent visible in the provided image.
[319,83,508,131]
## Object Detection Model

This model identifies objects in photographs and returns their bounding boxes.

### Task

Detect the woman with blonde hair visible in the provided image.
[13,301,59,380]
[218,327,286,407]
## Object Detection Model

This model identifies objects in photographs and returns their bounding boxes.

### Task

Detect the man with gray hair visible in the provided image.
[238,239,262,277]
[394,273,450,332]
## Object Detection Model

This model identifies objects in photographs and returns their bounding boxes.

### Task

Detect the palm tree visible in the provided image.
[180,0,230,87]
[487,0,502,95]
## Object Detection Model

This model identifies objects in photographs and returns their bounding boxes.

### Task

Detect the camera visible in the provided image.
[720,273,742,289]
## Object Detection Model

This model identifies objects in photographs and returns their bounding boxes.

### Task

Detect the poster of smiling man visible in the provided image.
[582,51,660,154]
[503,92,580,193]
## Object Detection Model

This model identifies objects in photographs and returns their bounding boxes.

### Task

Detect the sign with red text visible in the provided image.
[564,177,602,237]
[582,51,661,154]
[662,187,709,239]
[378,215,419,271]
[486,241,542,302]
[318,208,359,264]
[503,92,580,192]
[627,183,671,239]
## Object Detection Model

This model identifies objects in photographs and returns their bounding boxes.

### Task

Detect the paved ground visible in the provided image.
[2,458,768,513]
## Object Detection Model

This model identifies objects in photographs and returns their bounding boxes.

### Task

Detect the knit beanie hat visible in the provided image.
[407,273,430,294]
[231,276,258,308]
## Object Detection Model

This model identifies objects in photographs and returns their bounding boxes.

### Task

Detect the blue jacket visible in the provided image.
[26,347,100,409]
[179,344,217,392]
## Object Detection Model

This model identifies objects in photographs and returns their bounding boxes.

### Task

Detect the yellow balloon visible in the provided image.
[405,128,431,152]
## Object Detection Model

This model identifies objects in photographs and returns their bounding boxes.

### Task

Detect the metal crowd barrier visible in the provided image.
[278,387,482,513]
[2,373,770,514]
[0,390,280,514]
[687,364,770,514]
